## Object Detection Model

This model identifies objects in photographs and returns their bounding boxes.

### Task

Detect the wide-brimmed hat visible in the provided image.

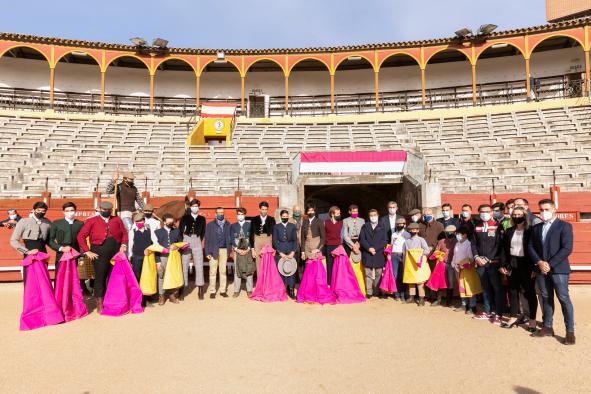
[143,203,154,212]
[278,257,298,277]
[350,251,362,263]
[122,171,135,180]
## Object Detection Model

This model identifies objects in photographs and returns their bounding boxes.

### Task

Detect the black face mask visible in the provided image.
[445,232,455,238]
[410,232,419,237]
[307,212,315,218]
[396,225,405,231]
[100,211,111,218]
[334,215,341,221]
[125,180,134,187]
[281,218,289,224]
[165,222,174,228]
[34,212,45,219]
[144,213,153,219]
[512,216,526,224]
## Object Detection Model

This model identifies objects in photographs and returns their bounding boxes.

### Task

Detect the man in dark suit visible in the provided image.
[379,200,404,240]
[359,209,389,299]
[272,210,298,299]
[528,199,575,345]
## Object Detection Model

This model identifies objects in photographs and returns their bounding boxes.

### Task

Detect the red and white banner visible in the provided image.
[201,102,237,118]
[299,151,407,174]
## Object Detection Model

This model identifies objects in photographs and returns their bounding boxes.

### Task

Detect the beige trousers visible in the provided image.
[207,249,227,294]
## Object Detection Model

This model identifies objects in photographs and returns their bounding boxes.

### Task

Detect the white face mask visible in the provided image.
[369,216,378,224]
[388,208,397,215]
[541,211,553,222]
[190,206,199,214]
[64,211,76,220]
[480,212,491,222]
[456,234,463,242]
[461,211,470,219]
[237,214,245,222]
[9,214,17,220]
[411,215,420,223]
[442,211,451,218]
[508,208,514,216]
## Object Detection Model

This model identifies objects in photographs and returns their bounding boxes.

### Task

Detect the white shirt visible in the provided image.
[260,215,267,225]
[65,217,75,225]
[388,215,397,231]
[541,217,556,243]
[391,230,410,254]
[510,229,525,257]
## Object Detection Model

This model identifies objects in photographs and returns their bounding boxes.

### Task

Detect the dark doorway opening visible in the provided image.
[304,183,405,219]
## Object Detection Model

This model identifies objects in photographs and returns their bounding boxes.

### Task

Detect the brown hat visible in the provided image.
[395,217,406,225]
[444,224,457,232]
[408,209,421,216]
[407,222,420,230]
[133,212,145,222]
[143,203,154,212]
[98,201,113,210]
[122,171,135,180]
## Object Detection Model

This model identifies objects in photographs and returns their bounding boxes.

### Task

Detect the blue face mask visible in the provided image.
[423,215,433,223]
[216,214,224,221]
[493,211,503,220]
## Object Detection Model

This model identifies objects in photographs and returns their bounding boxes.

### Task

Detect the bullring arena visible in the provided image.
[1,1,591,393]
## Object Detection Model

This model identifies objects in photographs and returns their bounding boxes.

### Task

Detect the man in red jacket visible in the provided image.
[77,201,128,313]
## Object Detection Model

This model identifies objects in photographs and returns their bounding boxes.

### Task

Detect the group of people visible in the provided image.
[7,172,576,345]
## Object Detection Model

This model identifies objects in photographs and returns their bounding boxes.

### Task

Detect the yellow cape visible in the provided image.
[139,244,165,295]
[403,248,431,284]
[162,242,187,290]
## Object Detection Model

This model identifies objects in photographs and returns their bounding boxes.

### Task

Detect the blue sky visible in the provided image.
[3,0,547,49]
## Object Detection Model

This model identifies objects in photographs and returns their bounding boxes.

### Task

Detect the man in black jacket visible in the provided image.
[250,201,276,273]
[179,199,206,300]
[471,204,504,325]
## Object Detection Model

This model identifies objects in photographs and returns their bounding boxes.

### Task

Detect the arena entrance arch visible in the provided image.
[292,151,425,217]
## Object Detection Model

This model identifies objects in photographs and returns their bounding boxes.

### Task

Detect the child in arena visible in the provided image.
[402,223,431,306]
[452,226,482,315]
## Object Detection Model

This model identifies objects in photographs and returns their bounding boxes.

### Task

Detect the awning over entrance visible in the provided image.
[298,150,407,174]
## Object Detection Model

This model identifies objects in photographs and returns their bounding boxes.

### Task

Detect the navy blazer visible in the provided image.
[204,220,232,259]
[359,221,389,269]
[378,214,404,240]
[527,218,573,274]
[272,222,298,255]
[154,227,183,253]
[230,221,252,250]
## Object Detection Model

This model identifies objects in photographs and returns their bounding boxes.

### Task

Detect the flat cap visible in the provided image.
[407,222,420,230]
[408,209,421,216]
[98,201,113,210]
[143,203,154,211]
[395,218,407,224]
[133,212,145,222]
[444,225,457,232]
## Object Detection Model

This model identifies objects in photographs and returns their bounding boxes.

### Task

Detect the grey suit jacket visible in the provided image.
[342,217,366,248]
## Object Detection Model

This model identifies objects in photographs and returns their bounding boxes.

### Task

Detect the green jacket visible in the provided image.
[49,219,84,252]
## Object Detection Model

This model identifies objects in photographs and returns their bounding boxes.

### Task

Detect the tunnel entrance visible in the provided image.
[304,183,409,218]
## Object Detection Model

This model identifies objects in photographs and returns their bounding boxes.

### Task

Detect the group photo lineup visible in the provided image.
[0,0,590,393]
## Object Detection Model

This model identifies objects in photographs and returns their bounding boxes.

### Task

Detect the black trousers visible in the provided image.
[507,256,538,319]
[131,255,144,282]
[90,237,120,298]
[324,245,339,285]
[22,240,47,285]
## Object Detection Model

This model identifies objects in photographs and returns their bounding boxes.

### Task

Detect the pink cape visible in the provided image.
[379,246,398,294]
[102,252,144,316]
[54,250,88,322]
[20,252,65,331]
[426,261,449,291]
[297,255,337,305]
[250,245,288,302]
[330,246,365,304]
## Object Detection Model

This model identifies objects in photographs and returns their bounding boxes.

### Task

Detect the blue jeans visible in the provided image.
[476,264,504,316]
[392,253,403,297]
[536,273,575,332]
[461,296,477,308]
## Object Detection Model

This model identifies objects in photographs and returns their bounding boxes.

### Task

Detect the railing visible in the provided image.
[0,75,585,118]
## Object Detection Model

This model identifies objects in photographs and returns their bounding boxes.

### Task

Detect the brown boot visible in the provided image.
[178,287,185,301]
[532,326,555,338]
[169,292,179,304]
[564,331,576,345]
[158,295,166,306]
[96,297,103,314]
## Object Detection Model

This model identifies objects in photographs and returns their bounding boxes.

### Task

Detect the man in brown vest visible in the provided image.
[106,171,144,231]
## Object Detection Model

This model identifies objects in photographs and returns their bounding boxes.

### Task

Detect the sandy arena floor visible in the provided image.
[0,283,589,393]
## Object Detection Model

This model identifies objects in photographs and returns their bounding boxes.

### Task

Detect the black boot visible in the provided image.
[198,286,204,300]
[287,287,296,300]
